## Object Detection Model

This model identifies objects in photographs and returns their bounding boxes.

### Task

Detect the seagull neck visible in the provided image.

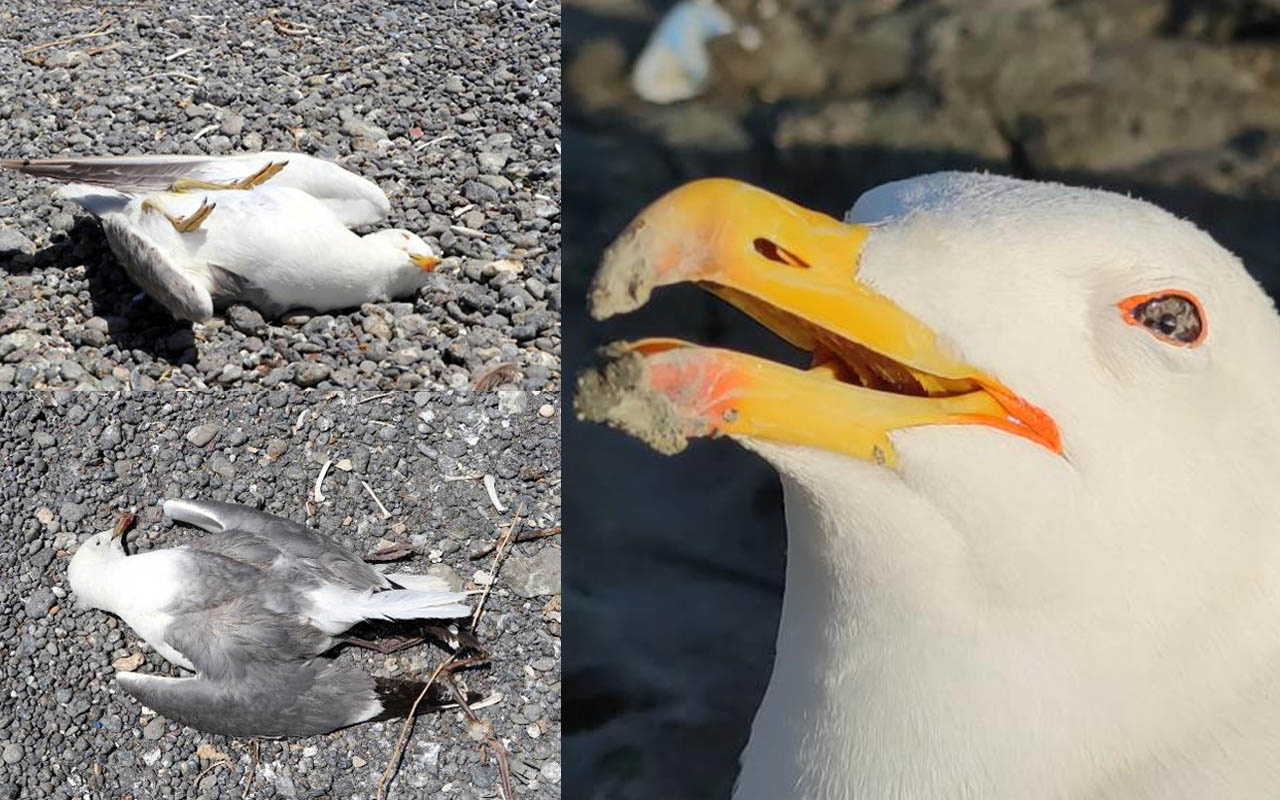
[75,552,139,616]
[736,471,1029,798]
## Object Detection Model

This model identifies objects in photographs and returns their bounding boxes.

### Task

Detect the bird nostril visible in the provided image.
[753,238,810,269]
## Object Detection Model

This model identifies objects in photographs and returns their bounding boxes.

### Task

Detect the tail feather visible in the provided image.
[308,585,470,633]
[368,678,485,722]
[360,589,471,622]
[385,573,453,593]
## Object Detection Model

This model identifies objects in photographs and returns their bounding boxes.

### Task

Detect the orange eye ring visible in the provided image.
[1117,290,1207,348]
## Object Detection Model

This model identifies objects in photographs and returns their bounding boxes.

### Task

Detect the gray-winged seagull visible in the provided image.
[68,498,472,737]
[579,173,1280,798]
[2,153,439,321]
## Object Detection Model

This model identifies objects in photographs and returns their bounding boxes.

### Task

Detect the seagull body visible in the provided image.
[68,499,470,737]
[579,173,1280,797]
[2,153,437,321]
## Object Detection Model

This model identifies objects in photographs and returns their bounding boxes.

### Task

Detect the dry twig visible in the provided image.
[470,503,523,631]
[242,740,259,800]
[443,671,515,800]
[376,652,476,800]
[20,24,113,58]
[470,527,560,560]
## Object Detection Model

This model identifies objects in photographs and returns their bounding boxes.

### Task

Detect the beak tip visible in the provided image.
[591,214,673,319]
[413,254,440,272]
[576,349,696,456]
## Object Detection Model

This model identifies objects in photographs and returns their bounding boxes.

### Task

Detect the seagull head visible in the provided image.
[364,229,440,272]
[67,525,129,610]
[578,173,1280,682]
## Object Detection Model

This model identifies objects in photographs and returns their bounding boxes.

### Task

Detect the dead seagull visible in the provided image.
[68,498,473,737]
[1,153,439,321]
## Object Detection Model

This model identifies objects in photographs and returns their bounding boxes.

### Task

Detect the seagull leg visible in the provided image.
[232,160,288,189]
[168,160,289,192]
[143,197,217,233]
[340,634,426,654]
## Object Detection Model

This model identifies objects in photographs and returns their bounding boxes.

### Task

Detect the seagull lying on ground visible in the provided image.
[2,153,439,321]
[580,173,1280,798]
[68,498,473,737]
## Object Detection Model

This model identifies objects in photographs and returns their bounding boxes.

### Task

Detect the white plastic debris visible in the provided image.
[631,0,735,104]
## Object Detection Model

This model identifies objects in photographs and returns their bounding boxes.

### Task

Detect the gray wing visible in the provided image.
[165,498,390,591]
[165,592,331,679]
[114,661,382,737]
[2,155,223,194]
[98,214,214,321]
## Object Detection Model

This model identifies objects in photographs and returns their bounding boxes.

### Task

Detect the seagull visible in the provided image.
[578,173,1280,798]
[68,498,473,737]
[2,153,439,321]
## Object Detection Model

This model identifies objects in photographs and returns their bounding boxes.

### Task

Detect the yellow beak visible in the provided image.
[577,178,1060,467]
[410,253,440,272]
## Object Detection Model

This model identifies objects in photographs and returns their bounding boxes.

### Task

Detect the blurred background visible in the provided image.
[564,0,1280,797]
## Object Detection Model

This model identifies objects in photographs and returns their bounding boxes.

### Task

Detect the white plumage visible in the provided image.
[2,153,437,321]
[737,175,1280,799]
[583,171,1280,798]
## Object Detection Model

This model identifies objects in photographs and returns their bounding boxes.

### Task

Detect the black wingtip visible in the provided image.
[369,678,485,722]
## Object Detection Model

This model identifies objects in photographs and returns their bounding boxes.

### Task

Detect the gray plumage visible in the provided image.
[67,498,472,737]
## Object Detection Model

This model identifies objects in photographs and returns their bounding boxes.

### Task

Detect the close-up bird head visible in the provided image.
[578,172,1280,782]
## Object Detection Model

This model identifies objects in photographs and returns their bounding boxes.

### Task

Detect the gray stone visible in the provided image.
[59,501,88,523]
[464,180,501,205]
[502,546,560,598]
[226,305,265,335]
[0,227,35,256]
[185,423,220,447]
[478,151,508,172]
[497,390,529,415]
[23,588,55,620]
[1,744,21,765]
[294,362,330,387]
[362,315,392,341]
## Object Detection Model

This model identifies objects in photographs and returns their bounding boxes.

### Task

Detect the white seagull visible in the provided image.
[68,498,472,737]
[2,153,439,321]
[579,173,1280,798]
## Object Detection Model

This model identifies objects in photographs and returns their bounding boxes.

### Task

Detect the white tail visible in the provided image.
[360,589,471,621]
[306,584,471,633]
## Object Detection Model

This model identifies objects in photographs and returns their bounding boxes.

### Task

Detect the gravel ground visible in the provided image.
[0,0,561,392]
[0,389,561,799]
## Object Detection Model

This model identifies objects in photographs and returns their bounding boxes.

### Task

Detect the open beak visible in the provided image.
[576,178,1061,467]
[410,253,440,272]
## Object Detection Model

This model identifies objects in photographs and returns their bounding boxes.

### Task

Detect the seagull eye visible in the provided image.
[1118,291,1206,347]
